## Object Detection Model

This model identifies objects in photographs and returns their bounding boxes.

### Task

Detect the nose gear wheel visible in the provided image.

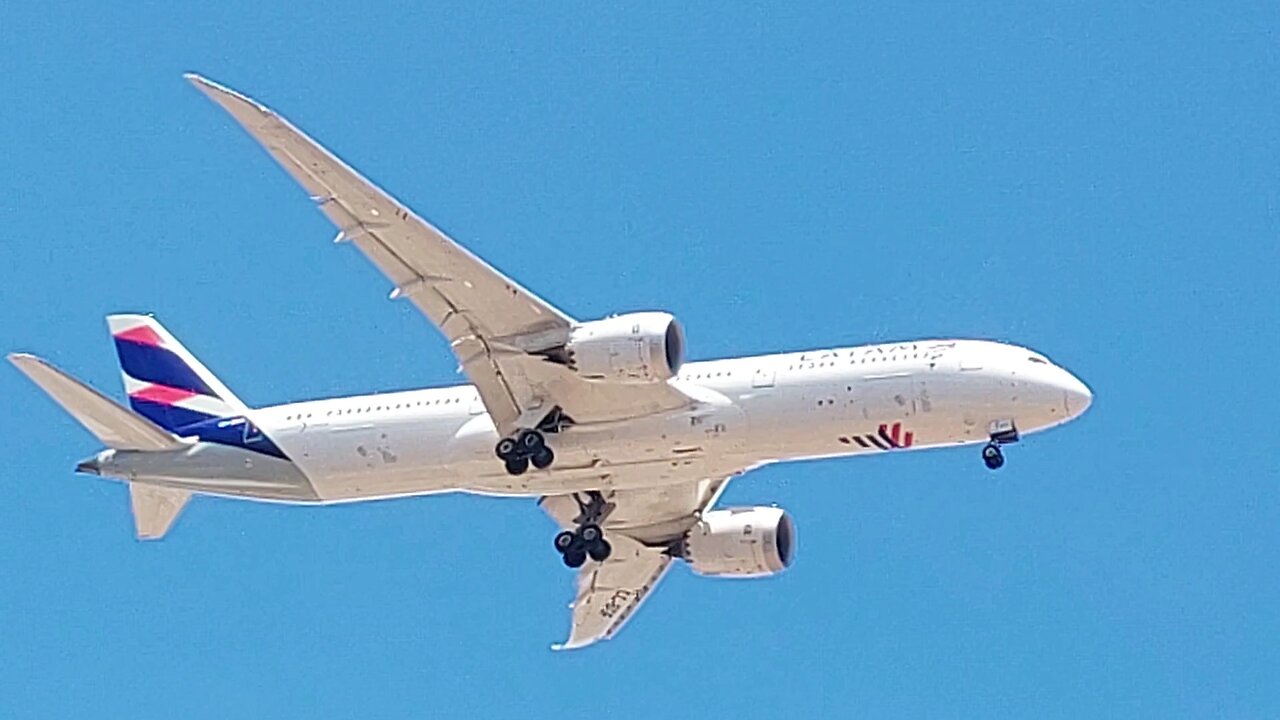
[982,423,1019,470]
[982,442,1005,470]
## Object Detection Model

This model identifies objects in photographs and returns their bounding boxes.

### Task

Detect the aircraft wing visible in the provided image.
[539,474,734,650]
[187,74,692,435]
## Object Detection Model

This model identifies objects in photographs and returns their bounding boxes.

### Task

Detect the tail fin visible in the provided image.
[8,353,185,451]
[106,314,247,432]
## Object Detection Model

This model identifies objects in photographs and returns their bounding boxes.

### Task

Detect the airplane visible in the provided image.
[9,74,1093,650]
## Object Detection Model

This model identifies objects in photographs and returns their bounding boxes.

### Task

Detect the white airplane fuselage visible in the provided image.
[83,339,1092,503]
[10,73,1100,649]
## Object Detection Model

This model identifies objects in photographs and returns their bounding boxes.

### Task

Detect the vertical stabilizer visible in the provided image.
[106,314,247,432]
[129,484,191,540]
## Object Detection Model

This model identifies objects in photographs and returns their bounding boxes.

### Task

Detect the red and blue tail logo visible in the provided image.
[108,315,244,432]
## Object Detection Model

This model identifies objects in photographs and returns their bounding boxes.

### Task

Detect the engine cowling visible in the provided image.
[566,312,685,383]
[683,506,796,577]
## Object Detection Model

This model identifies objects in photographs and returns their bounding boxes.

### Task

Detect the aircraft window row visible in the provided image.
[799,347,929,361]
[682,371,733,380]
[287,397,471,421]
[787,354,923,371]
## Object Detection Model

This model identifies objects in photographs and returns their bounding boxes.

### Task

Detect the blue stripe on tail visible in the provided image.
[129,399,220,433]
[113,339,218,397]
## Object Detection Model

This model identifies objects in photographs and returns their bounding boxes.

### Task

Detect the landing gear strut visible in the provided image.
[553,491,614,568]
[495,429,554,476]
[982,422,1019,470]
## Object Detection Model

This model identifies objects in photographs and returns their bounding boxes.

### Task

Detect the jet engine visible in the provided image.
[565,312,685,383]
[683,506,796,577]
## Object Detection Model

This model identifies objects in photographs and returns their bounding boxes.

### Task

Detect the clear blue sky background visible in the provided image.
[2,3,1276,717]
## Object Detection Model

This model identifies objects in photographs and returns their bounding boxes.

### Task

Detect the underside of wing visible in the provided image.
[553,534,673,651]
[540,474,736,650]
[188,74,694,436]
[9,353,185,451]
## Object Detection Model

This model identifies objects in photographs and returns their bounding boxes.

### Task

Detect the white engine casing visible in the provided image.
[567,312,685,383]
[683,506,796,577]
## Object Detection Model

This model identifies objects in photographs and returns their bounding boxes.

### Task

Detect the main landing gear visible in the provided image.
[495,429,554,476]
[553,491,614,568]
[982,423,1020,470]
[495,408,571,476]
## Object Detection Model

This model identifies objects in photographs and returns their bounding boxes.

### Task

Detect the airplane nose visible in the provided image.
[1060,370,1093,417]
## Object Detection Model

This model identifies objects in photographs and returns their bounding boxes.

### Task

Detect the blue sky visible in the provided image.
[2,2,1277,717]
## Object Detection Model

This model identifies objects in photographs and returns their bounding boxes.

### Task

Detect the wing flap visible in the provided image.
[509,356,693,428]
[187,74,697,436]
[543,474,737,649]
[9,353,185,451]
[554,534,673,651]
[184,73,573,341]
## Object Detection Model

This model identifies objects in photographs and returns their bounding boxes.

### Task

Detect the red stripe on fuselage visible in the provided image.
[113,325,164,347]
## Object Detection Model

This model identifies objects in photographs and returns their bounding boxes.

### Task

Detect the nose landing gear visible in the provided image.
[982,443,1005,470]
[982,422,1019,471]
[553,491,615,568]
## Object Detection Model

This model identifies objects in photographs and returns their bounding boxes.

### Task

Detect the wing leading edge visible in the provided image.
[185,74,693,436]
[185,73,570,433]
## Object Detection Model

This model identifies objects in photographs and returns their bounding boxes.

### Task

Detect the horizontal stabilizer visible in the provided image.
[129,483,191,540]
[8,353,186,451]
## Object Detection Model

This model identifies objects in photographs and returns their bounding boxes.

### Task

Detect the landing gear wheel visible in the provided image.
[504,456,530,476]
[587,539,612,562]
[982,443,1005,470]
[518,429,545,453]
[579,523,602,544]
[531,447,555,470]
[553,492,616,568]
[554,530,577,553]
[495,438,517,460]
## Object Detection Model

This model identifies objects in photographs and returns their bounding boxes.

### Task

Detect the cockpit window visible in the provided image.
[1028,356,1048,364]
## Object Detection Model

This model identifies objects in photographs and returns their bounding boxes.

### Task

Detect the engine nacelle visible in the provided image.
[567,312,685,383]
[683,506,796,578]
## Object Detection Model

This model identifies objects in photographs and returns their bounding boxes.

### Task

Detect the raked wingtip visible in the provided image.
[7,352,39,368]
[183,73,273,115]
[183,72,218,91]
